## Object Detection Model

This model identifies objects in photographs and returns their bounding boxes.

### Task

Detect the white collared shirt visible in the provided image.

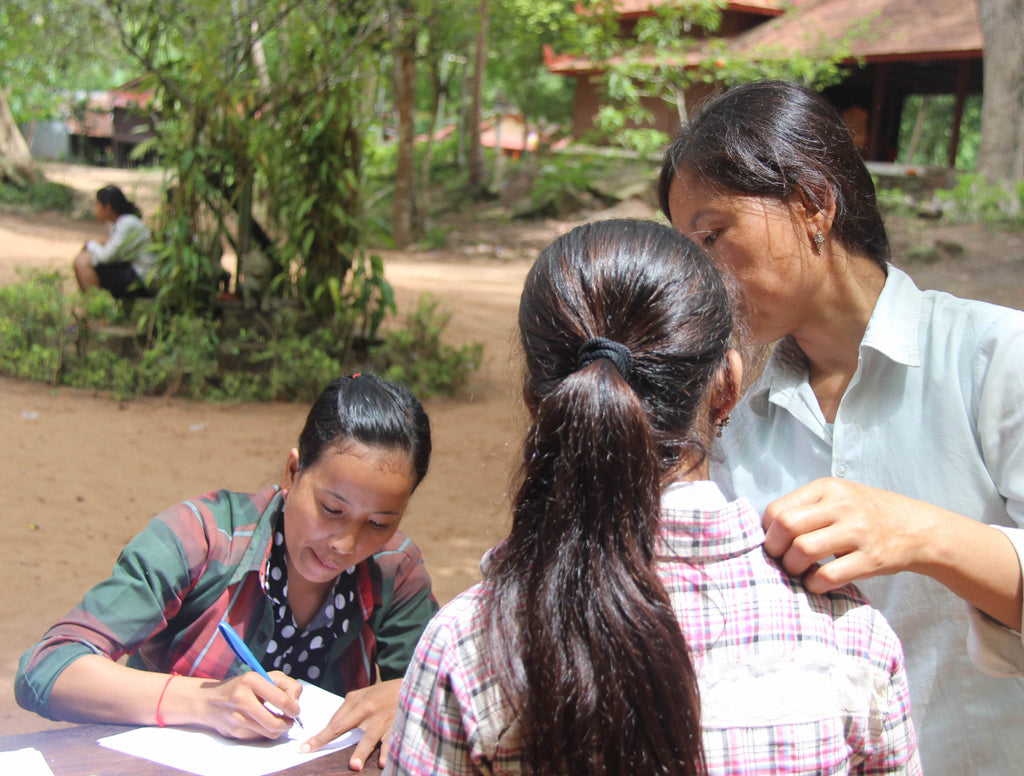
[86,213,158,278]
[712,265,1024,775]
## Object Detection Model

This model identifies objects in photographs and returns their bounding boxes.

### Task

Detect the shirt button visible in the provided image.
[835,462,849,477]
[256,631,267,644]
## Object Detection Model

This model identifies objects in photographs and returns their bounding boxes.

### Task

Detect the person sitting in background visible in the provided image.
[72,184,158,298]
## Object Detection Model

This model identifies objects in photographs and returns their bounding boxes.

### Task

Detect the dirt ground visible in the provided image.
[2,163,1023,736]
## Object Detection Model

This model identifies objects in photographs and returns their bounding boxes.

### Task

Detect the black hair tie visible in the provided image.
[576,336,633,379]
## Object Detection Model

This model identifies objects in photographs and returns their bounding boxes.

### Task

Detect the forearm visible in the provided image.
[85,237,117,264]
[911,504,1023,631]
[49,654,302,738]
[49,654,195,726]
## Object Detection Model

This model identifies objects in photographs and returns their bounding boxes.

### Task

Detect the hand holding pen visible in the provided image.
[218,620,304,730]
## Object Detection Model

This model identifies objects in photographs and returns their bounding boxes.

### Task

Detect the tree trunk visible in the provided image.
[390,1,417,249]
[0,84,35,183]
[418,37,449,211]
[467,0,489,192]
[904,96,928,164]
[976,0,1024,183]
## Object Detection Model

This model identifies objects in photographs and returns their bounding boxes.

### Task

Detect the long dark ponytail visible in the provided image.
[486,219,733,776]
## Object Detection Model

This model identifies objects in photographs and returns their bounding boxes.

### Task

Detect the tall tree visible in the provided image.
[417,1,475,205]
[467,0,489,192]
[0,0,128,179]
[976,0,1024,183]
[389,0,418,249]
[84,0,394,328]
[0,85,33,181]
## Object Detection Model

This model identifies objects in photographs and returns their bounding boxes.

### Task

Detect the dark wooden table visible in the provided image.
[0,724,383,775]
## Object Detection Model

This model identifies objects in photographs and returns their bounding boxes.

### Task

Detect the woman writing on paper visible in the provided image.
[17,374,437,771]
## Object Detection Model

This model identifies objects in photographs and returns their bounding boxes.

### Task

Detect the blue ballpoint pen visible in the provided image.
[218,620,304,728]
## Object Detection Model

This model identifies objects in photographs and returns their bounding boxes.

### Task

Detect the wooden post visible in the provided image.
[868,63,888,162]
[948,60,970,168]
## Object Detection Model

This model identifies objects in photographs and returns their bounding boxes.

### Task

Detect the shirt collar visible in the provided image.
[746,263,922,418]
[860,265,921,367]
[659,480,765,561]
[745,338,809,419]
[226,487,285,587]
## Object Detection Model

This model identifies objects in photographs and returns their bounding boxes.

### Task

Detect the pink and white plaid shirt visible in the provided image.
[387,481,920,775]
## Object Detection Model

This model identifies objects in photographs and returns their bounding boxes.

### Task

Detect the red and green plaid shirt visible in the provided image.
[16,486,437,719]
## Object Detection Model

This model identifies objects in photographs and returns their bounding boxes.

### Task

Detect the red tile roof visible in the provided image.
[611,0,783,18]
[547,0,982,74]
[729,0,982,62]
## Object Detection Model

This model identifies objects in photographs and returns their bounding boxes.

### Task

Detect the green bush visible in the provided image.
[63,349,139,398]
[0,269,71,381]
[370,293,483,398]
[874,185,918,219]
[903,243,941,264]
[936,173,1024,225]
[0,179,77,214]
[0,270,482,402]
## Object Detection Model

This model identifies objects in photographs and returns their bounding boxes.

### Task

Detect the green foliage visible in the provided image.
[524,150,620,213]
[874,185,919,219]
[63,348,141,397]
[584,1,726,151]
[903,243,941,264]
[0,178,77,213]
[702,39,852,91]
[418,225,450,250]
[149,192,227,316]
[575,0,861,151]
[74,0,393,335]
[0,269,71,382]
[487,0,578,125]
[370,293,483,398]
[897,94,983,170]
[935,173,1024,225]
[592,104,669,157]
[0,1,134,123]
[0,270,480,402]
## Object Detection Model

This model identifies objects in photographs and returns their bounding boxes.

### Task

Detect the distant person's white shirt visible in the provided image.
[86,213,157,279]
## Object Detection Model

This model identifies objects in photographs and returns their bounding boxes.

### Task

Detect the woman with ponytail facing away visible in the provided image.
[386,219,920,775]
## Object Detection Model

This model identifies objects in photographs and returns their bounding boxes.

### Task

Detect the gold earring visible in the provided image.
[813,231,825,255]
[716,415,731,438]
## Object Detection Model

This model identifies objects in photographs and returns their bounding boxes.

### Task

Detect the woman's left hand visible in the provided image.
[300,678,402,771]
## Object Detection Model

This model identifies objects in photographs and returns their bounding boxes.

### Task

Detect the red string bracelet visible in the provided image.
[155,672,180,727]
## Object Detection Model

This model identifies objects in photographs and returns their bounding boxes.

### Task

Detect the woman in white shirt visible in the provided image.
[658,78,1024,775]
[73,184,157,298]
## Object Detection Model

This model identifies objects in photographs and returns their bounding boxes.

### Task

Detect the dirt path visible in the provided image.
[2,163,1022,736]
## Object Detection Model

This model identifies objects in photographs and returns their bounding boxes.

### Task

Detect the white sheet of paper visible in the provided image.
[97,681,363,776]
[0,747,57,776]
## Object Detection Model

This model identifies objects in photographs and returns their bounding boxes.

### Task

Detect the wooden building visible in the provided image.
[65,80,157,167]
[545,0,984,166]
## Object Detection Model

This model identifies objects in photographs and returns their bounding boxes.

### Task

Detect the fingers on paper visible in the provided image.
[300,679,401,770]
